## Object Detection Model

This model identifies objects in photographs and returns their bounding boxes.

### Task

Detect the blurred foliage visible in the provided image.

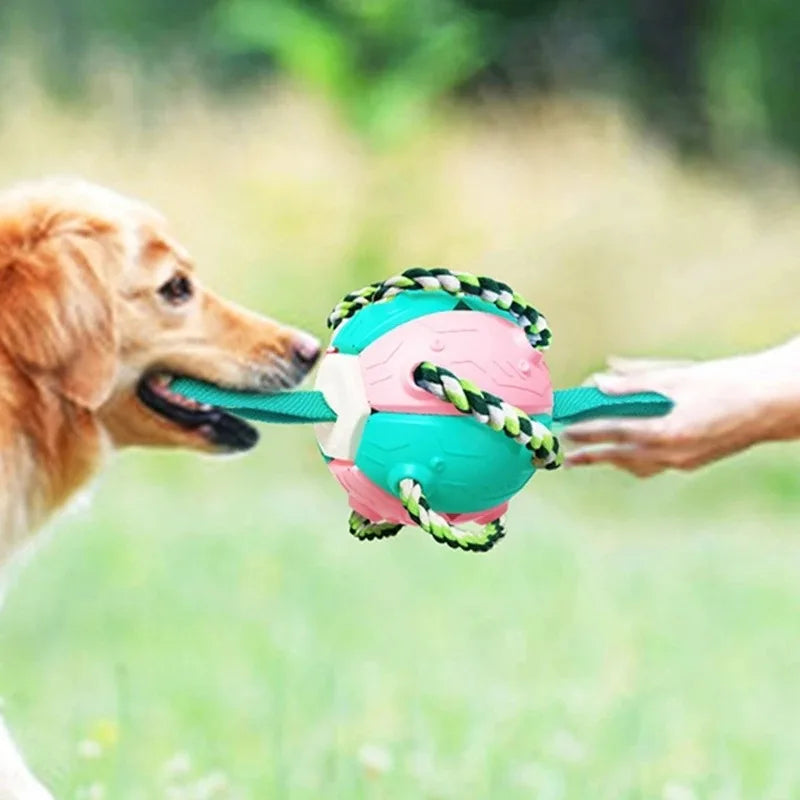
[1,0,799,154]
[214,0,487,139]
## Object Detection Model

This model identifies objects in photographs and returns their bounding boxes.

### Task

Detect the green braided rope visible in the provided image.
[326,280,384,331]
[348,480,505,552]
[399,478,505,552]
[327,267,552,351]
[348,512,403,541]
[413,361,562,470]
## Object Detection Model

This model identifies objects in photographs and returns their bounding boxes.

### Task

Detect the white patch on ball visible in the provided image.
[314,353,370,461]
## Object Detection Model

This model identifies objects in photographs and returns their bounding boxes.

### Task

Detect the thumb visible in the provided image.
[607,356,695,374]
[593,372,662,396]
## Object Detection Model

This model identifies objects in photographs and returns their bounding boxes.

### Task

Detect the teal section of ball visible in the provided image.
[332,290,517,354]
[354,412,550,513]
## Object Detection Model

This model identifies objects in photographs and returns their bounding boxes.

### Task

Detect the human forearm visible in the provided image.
[564,337,800,476]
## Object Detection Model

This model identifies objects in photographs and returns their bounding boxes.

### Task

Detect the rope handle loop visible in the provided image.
[348,514,403,541]
[327,267,553,351]
[399,478,506,552]
[348,478,506,553]
[413,361,562,470]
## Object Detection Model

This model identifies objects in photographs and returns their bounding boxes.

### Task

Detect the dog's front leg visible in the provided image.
[0,716,53,800]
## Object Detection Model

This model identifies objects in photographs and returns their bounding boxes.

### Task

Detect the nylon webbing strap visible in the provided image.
[169,378,336,425]
[552,387,673,425]
[170,378,670,427]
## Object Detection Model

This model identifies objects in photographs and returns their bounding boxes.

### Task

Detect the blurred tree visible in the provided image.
[211,0,488,141]
[1,0,799,158]
[631,0,709,151]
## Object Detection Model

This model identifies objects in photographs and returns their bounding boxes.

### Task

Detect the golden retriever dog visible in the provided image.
[0,177,320,799]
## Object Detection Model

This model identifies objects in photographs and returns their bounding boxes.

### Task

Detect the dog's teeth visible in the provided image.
[200,404,213,411]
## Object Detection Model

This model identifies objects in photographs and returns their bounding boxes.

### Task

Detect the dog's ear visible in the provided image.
[0,214,119,410]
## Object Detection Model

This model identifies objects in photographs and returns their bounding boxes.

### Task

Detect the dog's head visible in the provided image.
[0,178,320,454]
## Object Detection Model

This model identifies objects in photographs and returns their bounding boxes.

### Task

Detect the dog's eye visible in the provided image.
[158,274,193,305]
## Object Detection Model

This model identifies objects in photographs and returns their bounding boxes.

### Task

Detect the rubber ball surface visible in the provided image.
[314,293,554,527]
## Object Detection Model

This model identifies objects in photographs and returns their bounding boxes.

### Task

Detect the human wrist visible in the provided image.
[748,341,800,443]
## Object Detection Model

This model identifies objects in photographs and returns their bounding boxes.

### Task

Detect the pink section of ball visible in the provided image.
[358,310,553,415]
[328,459,509,526]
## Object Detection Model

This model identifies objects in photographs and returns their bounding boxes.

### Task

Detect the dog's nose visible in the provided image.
[292,330,322,369]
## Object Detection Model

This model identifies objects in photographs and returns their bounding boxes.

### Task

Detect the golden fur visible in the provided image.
[0,177,318,561]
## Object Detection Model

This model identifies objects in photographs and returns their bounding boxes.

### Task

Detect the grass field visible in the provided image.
[3,76,800,799]
[6,445,800,799]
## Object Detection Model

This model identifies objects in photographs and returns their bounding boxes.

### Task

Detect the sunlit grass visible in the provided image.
[6,443,800,798]
[2,69,800,798]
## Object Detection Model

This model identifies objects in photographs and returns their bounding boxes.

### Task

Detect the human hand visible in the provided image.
[564,348,800,477]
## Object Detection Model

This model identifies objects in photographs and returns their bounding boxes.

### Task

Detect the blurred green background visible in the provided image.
[3,2,800,798]
[4,0,800,155]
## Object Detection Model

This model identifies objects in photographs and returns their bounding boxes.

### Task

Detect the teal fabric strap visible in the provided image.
[171,378,671,427]
[169,378,336,424]
[552,387,673,424]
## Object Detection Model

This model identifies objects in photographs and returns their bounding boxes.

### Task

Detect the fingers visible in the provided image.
[580,370,662,397]
[606,356,695,374]
[581,355,692,395]
[563,419,666,446]
[567,353,690,475]
[565,445,665,478]
[593,373,666,397]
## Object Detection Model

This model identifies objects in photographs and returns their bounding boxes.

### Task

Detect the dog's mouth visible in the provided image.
[136,373,259,452]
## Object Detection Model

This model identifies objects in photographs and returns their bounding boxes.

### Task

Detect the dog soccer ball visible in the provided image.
[313,277,558,551]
